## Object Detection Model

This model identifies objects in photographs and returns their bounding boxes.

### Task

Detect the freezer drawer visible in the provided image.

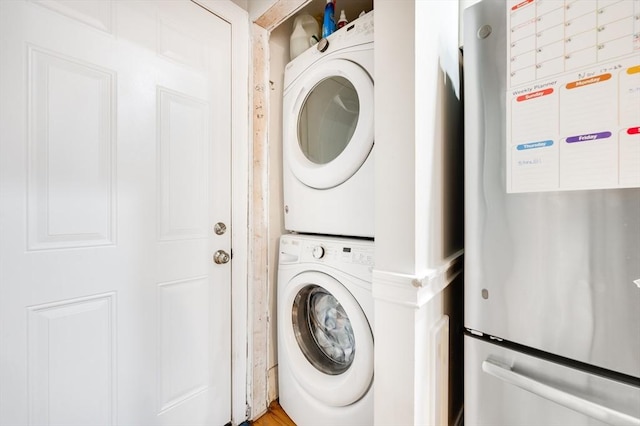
[465,336,640,426]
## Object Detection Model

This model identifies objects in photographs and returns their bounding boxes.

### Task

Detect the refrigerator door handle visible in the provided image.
[482,359,640,426]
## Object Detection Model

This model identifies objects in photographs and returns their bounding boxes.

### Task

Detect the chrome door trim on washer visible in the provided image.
[284,58,374,190]
[280,270,373,407]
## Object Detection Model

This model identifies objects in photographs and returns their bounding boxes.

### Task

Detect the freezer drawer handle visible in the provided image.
[482,359,640,426]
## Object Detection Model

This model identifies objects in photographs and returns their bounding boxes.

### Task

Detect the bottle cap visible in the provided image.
[337,10,347,28]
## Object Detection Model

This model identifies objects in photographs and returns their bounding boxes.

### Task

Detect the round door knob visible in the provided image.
[213,250,230,264]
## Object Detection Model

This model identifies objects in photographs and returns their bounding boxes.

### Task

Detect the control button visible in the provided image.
[312,245,325,259]
[317,38,329,53]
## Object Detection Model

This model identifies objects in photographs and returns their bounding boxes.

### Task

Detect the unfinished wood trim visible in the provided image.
[250,22,270,420]
[254,0,309,31]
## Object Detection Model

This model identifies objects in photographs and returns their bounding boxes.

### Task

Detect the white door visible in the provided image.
[0,1,232,425]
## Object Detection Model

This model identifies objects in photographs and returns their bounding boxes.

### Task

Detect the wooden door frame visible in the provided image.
[192,1,250,423]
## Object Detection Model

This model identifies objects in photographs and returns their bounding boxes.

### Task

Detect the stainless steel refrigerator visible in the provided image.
[463,1,640,425]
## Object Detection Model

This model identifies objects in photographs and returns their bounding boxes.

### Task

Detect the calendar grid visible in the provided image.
[509,0,640,87]
[505,0,640,193]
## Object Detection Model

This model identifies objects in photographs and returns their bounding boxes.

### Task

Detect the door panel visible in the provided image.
[463,0,640,378]
[0,1,231,424]
[28,46,116,250]
[28,294,117,426]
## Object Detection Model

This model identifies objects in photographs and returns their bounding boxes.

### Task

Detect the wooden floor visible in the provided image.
[252,401,296,426]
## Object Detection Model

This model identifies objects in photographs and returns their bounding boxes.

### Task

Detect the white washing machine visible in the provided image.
[282,11,374,238]
[277,234,374,426]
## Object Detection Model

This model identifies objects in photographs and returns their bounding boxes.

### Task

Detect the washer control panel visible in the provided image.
[335,245,374,267]
[280,235,374,269]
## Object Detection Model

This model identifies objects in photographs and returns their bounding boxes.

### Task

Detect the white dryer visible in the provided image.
[282,11,374,238]
[277,234,374,426]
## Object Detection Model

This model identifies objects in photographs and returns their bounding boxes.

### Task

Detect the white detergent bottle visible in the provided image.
[289,18,308,60]
[290,14,320,60]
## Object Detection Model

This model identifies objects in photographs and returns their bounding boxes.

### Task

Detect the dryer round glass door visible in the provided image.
[280,271,374,407]
[298,76,359,166]
[284,58,374,189]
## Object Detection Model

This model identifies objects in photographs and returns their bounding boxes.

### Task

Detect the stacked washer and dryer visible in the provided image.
[277,10,376,426]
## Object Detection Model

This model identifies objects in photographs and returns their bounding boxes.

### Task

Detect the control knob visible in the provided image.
[317,38,329,53]
[312,245,325,259]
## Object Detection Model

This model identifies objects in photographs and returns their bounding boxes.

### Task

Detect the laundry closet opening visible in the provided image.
[250,0,374,420]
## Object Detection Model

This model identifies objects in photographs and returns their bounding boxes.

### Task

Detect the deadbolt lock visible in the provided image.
[214,222,227,235]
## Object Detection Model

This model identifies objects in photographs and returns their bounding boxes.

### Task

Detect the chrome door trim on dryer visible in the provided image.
[284,57,374,189]
[280,270,374,407]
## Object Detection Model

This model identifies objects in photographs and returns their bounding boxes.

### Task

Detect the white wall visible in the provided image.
[247,0,282,22]
[229,0,248,11]
[373,1,464,425]
[227,0,278,21]
[375,1,462,274]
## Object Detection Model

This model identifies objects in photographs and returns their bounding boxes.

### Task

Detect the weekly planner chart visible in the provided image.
[506,0,640,193]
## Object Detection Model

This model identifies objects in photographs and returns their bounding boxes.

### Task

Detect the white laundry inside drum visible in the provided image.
[310,289,355,365]
[293,285,356,375]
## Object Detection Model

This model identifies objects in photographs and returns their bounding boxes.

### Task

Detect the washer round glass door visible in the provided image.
[292,284,355,375]
[281,271,373,407]
[284,58,374,189]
